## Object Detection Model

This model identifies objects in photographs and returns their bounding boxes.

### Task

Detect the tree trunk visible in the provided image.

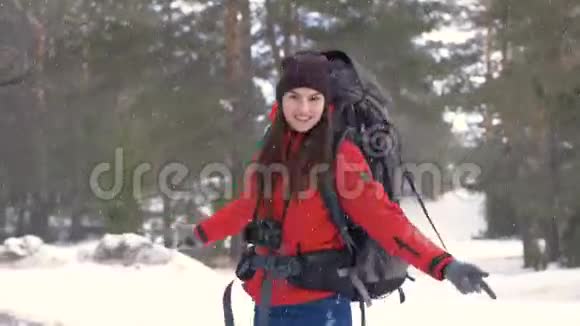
[69,199,85,242]
[240,0,252,78]
[546,113,561,261]
[224,0,254,262]
[561,214,580,267]
[225,0,244,86]
[485,189,518,238]
[28,192,52,241]
[499,1,512,70]
[282,1,293,56]
[264,0,282,71]
[0,0,35,86]
[290,2,301,50]
[520,217,534,268]
[14,199,27,237]
[0,197,6,240]
[163,195,173,247]
[484,7,493,79]
[69,4,92,243]
[27,7,51,241]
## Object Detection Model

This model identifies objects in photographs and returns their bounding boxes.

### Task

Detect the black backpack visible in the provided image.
[316,50,447,305]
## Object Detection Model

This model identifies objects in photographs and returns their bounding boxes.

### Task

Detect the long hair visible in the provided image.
[254,102,334,216]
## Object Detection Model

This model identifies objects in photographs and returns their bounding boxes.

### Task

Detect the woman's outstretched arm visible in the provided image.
[334,140,453,280]
[334,140,497,300]
[176,172,259,247]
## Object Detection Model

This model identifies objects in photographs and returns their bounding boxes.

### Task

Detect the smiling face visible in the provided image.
[281,87,325,133]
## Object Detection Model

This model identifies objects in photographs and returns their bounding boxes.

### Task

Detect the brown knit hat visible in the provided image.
[275,51,331,103]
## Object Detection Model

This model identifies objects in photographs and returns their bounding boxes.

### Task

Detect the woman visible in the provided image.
[176,51,494,326]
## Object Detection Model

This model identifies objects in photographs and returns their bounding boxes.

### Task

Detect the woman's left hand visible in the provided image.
[443,260,497,299]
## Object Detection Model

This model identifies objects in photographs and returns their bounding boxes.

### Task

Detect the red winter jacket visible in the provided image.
[194,128,454,306]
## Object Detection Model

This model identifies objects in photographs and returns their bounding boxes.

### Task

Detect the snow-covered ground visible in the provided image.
[1,189,579,326]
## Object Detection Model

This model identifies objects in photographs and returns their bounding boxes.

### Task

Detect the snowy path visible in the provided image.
[0,190,579,325]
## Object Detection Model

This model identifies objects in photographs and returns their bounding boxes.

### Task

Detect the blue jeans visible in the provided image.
[253,295,352,326]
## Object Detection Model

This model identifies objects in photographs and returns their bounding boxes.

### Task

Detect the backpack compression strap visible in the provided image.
[402,170,448,250]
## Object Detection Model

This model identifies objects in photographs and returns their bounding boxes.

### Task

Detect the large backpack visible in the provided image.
[316,49,447,305]
[318,49,412,305]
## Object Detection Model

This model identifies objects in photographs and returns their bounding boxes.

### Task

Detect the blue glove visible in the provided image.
[443,260,497,299]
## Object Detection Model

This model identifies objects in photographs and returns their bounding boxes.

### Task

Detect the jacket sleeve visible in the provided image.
[194,168,259,246]
[334,141,453,280]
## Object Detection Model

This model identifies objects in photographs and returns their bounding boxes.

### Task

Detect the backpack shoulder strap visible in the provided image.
[320,129,358,256]
[320,173,356,256]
